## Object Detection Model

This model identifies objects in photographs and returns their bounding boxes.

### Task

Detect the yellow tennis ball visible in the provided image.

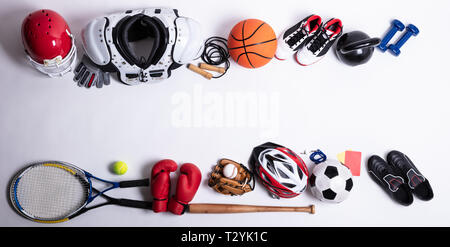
[113,161,128,175]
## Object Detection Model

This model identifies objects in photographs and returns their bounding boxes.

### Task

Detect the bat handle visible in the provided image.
[188,203,315,214]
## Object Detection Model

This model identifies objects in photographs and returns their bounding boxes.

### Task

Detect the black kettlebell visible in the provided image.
[336,31,381,66]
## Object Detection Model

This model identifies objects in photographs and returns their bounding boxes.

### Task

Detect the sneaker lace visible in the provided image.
[371,158,390,176]
[375,163,388,175]
[287,28,307,47]
[309,32,330,54]
[391,154,415,174]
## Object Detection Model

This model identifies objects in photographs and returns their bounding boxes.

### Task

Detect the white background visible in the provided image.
[1,0,450,227]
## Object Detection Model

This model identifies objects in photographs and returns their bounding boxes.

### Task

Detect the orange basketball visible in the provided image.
[228,19,277,69]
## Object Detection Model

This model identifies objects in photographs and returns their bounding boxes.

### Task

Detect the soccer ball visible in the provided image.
[309,160,353,203]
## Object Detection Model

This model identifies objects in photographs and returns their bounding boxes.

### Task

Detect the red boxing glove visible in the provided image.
[168,163,202,215]
[151,159,178,213]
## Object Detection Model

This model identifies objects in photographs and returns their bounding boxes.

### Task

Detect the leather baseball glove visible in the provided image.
[208,158,255,196]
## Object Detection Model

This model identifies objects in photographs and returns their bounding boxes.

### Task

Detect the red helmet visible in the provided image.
[21,9,76,77]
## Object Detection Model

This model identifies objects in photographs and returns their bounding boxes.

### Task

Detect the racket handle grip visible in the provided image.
[116,199,153,209]
[119,179,149,188]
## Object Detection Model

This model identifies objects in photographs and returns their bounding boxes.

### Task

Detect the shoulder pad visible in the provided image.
[172,17,204,64]
[81,17,111,66]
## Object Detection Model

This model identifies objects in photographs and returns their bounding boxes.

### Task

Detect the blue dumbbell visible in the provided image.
[388,24,420,56]
[378,19,405,52]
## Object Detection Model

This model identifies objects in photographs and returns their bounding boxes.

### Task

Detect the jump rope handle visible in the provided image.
[199,63,226,74]
[188,64,213,80]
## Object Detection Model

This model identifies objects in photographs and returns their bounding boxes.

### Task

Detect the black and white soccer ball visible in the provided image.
[309,160,353,203]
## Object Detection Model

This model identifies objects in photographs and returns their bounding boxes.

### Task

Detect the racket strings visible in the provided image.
[14,165,89,220]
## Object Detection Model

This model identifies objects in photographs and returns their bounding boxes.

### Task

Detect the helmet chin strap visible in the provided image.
[43,56,62,66]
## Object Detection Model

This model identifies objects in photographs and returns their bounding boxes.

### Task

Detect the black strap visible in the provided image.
[175,200,189,215]
[153,198,167,201]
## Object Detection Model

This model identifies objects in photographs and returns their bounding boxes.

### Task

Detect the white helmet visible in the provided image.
[251,142,309,199]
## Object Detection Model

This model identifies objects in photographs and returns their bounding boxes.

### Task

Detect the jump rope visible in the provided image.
[201,36,230,78]
[189,36,230,79]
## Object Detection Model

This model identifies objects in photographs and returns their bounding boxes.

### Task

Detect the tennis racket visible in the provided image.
[9,161,152,223]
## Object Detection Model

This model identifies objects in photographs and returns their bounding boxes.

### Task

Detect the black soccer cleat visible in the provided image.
[295,18,343,66]
[368,155,413,206]
[275,15,322,60]
[387,151,434,201]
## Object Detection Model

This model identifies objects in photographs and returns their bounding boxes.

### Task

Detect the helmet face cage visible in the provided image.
[255,146,309,198]
[22,9,77,77]
[26,35,77,77]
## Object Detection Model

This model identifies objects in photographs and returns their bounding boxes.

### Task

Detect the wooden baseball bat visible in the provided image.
[188,203,315,214]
